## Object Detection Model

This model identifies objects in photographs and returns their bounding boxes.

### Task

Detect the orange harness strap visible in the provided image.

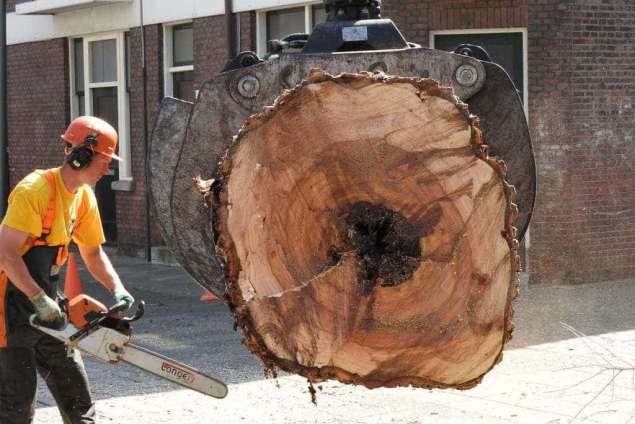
[33,170,57,247]
[32,170,68,266]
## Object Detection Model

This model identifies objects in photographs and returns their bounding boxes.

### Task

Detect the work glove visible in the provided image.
[113,285,135,311]
[30,291,67,329]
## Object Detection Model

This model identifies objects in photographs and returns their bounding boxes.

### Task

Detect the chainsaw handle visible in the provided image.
[29,313,68,331]
[121,300,145,323]
[108,300,130,315]
[107,299,144,321]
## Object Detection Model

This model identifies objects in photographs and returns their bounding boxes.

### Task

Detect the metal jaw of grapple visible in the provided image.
[148,0,536,299]
[265,0,411,57]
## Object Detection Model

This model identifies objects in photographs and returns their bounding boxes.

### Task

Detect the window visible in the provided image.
[163,22,195,103]
[256,3,327,56]
[68,32,130,184]
[267,7,305,42]
[90,39,117,83]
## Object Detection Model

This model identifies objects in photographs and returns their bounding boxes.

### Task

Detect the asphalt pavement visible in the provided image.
[32,253,635,423]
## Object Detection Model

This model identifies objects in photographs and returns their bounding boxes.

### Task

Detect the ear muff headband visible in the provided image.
[67,133,98,170]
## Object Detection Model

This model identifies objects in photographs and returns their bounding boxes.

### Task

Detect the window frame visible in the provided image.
[255,2,324,57]
[163,20,195,100]
[69,37,84,120]
[70,31,132,183]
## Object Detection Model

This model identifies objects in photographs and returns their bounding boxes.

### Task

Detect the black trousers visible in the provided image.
[0,326,95,424]
[1,246,95,424]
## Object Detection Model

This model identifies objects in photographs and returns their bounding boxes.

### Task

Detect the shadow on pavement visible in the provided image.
[38,254,635,403]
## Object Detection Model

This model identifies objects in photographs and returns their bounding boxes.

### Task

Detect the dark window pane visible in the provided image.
[435,33,524,102]
[73,38,84,93]
[90,39,117,83]
[173,71,195,102]
[92,87,118,127]
[91,86,119,243]
[78,94,85,116]
[266,7,305,42]
[312,4,327,28]
[173,23,193,66]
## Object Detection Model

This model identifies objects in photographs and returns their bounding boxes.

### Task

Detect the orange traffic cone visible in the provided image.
[200,290,218,302]
[64,252,83,300]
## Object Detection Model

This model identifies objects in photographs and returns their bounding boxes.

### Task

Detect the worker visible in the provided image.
[0,116,135,423]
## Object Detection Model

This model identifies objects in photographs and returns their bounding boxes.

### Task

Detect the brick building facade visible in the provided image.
[4,0,634,285]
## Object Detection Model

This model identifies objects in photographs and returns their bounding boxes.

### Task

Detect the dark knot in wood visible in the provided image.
[344,202,424,294]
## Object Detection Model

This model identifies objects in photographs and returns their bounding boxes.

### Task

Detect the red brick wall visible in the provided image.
[117,25,164,255]
[194,15,230,90]
[528,1,635,284]
[383,0,526,47]
[525,1,573,284]
[7,38,69,186]
[239,11,258,53]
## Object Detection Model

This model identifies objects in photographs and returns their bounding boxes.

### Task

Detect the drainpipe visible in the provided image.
[0,1,8,219]
[140,0,151,262]
[225,0,237,60]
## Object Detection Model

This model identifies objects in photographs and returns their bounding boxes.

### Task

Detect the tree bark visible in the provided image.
[211,69,520,390]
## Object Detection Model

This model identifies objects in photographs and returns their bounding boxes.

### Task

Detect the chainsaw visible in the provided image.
[30,295,228,399]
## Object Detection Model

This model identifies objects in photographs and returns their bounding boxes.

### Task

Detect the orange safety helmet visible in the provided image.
[60,116,121,161]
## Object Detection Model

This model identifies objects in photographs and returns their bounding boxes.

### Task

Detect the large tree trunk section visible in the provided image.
[212,70,519,389]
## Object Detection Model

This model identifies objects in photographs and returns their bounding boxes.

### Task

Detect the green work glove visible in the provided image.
[30,291,66,329]
[113,286,134,311]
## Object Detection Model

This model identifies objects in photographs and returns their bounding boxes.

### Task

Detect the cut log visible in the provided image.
[211,69,519,389]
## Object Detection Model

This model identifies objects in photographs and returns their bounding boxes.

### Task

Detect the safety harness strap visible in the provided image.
[33,170,57,247]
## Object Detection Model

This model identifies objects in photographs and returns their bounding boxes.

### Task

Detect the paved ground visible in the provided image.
[33,254,635,423]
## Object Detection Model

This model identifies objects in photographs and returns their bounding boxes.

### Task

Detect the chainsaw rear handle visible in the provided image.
[121,300,145,323]
[109,299,130,315]
[29,313,68,331]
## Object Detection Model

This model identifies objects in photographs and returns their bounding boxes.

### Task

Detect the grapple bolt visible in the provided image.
[455,64,478,87]
[237,75,260,98]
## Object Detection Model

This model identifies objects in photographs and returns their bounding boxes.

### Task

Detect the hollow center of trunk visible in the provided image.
[344,202,424,294]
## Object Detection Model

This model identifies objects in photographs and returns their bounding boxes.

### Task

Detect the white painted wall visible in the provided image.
[7,0,225,45]
[233,0,310,13]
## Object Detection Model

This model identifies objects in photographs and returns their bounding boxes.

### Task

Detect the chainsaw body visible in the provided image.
[67,294,108,328]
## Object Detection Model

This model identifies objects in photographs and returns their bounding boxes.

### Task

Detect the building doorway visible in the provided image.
[92,87,118,244]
